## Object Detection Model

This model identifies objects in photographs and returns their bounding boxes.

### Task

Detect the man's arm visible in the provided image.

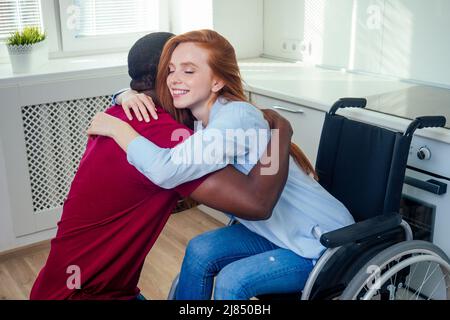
[190,109,292,221]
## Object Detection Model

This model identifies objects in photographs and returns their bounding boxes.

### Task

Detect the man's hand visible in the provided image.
[261,109,293,138]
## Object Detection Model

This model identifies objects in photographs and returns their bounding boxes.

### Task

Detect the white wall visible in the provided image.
[380,0,450,86]
[169,0,263,59]
[263,0,305,60]
[263,0,450,87]
[213,0,264,59]
[170,0,214,34]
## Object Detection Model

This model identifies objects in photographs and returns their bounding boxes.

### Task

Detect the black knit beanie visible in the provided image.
[128,32,174,92]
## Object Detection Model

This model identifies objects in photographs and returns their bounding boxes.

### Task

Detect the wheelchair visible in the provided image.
[168,98,450,300]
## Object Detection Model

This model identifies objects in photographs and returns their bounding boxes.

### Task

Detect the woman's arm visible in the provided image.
[88,103,268,189]
[87,116,230,188]
[190,109,293,220]
[87,112,140,150]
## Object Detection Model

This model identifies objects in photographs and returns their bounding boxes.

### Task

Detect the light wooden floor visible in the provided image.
[0,208,224,300]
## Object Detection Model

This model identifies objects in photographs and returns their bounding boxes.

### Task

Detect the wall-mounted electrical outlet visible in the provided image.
[281,38,303,55]
[281,40,289,52]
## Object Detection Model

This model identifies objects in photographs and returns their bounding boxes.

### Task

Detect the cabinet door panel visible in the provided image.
[251,93,325,166]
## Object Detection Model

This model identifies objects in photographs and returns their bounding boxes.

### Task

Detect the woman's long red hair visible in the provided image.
[156,29,318,180]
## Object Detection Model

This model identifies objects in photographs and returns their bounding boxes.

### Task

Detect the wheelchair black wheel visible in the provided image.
[340,240,450,300]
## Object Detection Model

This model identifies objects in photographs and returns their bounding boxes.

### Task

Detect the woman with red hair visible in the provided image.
[89,29,354,299]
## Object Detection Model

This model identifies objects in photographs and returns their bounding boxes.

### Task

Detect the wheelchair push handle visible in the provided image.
[415,116,446,129]
[329,98,367,115]
[405,116,446,137]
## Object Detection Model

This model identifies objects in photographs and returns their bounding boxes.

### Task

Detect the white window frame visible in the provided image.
[40,0,63,55]
[0,0,171,63]
[57,0,169,53]
[0,42,9,64]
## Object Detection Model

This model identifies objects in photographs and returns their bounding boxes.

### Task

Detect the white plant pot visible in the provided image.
[7,40,48,74]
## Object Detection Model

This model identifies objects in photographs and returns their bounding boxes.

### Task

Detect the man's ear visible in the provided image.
[211,78,225,93]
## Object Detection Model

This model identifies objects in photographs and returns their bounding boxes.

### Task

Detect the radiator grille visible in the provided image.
[21,96,111,214]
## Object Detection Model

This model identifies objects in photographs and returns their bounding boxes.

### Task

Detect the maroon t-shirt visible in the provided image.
[30,105,205,300]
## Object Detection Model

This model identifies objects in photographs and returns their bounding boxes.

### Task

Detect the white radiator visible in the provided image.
[0,69,129,249]
[21,96,111,215]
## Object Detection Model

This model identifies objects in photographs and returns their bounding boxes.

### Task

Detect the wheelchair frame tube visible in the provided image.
[301,247,340,300]
[401,220,414,241]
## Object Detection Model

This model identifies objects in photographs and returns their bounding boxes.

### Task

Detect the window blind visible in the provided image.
[0,0,43,41]
[72,0,159,38]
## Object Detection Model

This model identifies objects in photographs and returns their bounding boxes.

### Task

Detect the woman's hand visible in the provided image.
[87,112,125,138]
[117,89,158,122]
[87,112,140,152]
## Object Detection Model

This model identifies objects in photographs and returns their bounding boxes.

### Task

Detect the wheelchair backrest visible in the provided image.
[315,112,412,223]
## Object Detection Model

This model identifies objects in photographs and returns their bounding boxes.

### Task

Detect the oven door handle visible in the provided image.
[404,176,447,195]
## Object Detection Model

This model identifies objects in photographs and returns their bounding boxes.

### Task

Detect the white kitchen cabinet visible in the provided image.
[250,93,326,166]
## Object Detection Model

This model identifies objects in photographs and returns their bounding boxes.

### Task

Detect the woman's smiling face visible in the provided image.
[167,42,223,111]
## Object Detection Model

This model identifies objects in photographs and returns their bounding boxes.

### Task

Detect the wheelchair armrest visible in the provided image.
[319,213,402,248]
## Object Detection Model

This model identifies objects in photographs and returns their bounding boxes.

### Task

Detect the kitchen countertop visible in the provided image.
[365,86,450,129]
[238,58,450,144]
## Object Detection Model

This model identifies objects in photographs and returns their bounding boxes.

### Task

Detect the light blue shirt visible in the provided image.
[127,98,354,259]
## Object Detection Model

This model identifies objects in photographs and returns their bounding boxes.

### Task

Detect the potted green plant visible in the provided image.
[6,26,48,74]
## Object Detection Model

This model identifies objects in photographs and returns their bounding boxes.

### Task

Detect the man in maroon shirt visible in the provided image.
[30,33,292,300]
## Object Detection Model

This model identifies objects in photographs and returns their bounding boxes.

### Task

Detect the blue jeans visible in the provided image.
[176,224,314,300]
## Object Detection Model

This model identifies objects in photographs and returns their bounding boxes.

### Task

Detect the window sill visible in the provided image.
[0,51,129,87]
